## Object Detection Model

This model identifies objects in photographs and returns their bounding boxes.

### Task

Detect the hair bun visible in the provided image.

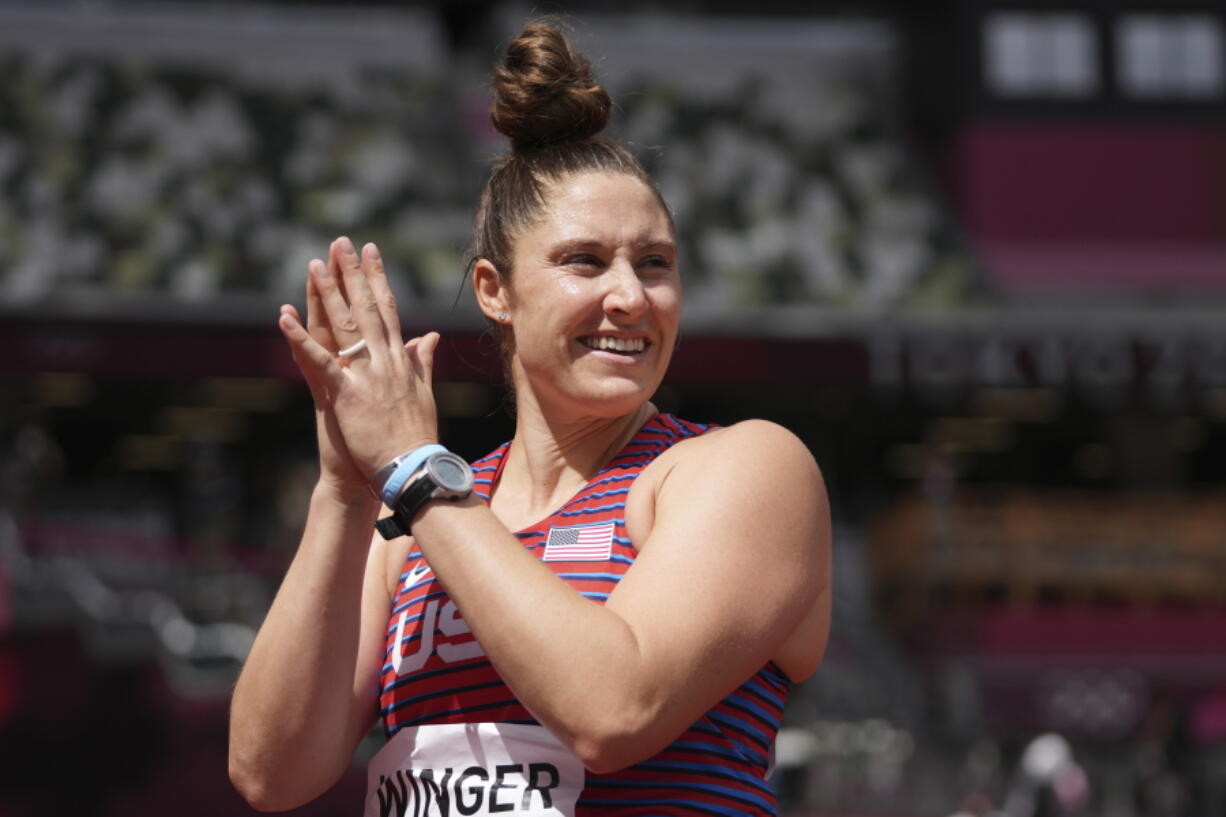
[491,21,612,152]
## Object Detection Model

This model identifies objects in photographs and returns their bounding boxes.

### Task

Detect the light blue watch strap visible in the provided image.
[379,444,447,506]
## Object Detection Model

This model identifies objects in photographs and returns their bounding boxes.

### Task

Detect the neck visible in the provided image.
[497,394,655,520]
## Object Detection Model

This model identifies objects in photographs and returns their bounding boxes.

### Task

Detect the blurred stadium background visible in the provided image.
[1,0,1224,815]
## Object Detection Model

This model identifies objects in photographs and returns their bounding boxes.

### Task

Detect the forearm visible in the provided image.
[229,482,382,808]
[404,426,826,774]
[409,497,664,770]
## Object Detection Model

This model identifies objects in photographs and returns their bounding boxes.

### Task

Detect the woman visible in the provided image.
[229,20,830,817]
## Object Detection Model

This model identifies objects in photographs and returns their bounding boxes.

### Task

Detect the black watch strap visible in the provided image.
[374,515,405,540]
[376,473,437,539]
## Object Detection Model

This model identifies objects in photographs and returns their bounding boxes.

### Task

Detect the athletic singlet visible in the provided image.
[368,413,790,817]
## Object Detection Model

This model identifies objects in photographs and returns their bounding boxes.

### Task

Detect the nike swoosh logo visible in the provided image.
[404,561,432,590]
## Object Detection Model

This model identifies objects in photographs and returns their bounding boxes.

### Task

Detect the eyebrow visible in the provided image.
[550,237,676,254]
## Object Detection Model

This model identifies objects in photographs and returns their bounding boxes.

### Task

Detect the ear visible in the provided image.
[472,258,511,323]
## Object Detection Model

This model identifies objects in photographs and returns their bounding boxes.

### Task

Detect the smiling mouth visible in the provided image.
[579,336,649,355]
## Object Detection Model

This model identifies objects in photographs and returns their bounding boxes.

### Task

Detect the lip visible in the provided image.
[580,347,649,367]
[578,331,651,341]
[575,333,653,363]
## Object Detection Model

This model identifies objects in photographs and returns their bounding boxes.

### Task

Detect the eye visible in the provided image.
[565,254,603,270]
[638,254,675,276]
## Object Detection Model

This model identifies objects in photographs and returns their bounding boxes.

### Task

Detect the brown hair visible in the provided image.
[469,20,672,353]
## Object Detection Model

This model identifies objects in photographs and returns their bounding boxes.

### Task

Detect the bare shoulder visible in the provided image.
[710,419,817,461]
[646,420,831,681]
[628,419,827,555]
[651,418,823,488]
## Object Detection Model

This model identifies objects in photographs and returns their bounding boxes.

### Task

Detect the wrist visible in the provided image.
[371,441,445,506]
[411,492,482,533]
[313,476,380,512]
[370,438,439,477]
[374,449,475,541]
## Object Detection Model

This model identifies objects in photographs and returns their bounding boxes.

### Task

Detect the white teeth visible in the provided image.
[583,336,645,353]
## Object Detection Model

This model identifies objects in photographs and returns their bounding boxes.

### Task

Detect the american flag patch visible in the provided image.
[542,522,615,562]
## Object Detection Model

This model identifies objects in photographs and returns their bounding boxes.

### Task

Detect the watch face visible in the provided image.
[427,452,474,493]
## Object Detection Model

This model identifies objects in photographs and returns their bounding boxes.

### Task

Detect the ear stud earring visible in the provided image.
[497,311,509,322]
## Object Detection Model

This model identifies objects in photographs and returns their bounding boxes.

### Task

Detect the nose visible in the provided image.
[603,260,648,319]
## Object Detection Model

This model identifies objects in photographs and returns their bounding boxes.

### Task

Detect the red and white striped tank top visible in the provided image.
[372,413,790,816]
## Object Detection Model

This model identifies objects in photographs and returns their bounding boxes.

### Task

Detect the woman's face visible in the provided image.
[496,171,681,418]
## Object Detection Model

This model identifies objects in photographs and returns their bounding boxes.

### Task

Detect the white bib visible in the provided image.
[365,723,585,817]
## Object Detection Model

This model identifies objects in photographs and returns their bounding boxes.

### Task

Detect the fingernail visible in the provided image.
[339,236,356,257]
[366,243,381,261]
[313,259,329,279]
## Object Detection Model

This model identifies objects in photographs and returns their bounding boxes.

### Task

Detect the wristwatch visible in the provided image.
[374,444,446,506]
[375,450,474,540]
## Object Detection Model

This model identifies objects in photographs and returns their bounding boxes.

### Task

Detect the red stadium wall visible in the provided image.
[957,122,1226,294]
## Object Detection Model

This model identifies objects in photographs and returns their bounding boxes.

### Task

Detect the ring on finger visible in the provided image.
[338,338,368,359]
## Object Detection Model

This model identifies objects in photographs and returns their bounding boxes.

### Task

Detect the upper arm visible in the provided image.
[604,421,830,741]
[352,532,396,740]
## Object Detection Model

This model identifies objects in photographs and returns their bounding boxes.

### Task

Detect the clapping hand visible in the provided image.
[278,237,440,499]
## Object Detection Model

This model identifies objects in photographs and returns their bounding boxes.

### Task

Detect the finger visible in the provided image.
[407,332,440,384]
[362,242,403,343]
[305,266,338,351]
[279,320,329,406]
[327,238,349,300]
[279,309,342,382]
[312,252,363,349]
[295,350,330,406]
[281,302,305,329]
[421,332,440,382]
[403,336,422,376]
[334,236,388,354]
